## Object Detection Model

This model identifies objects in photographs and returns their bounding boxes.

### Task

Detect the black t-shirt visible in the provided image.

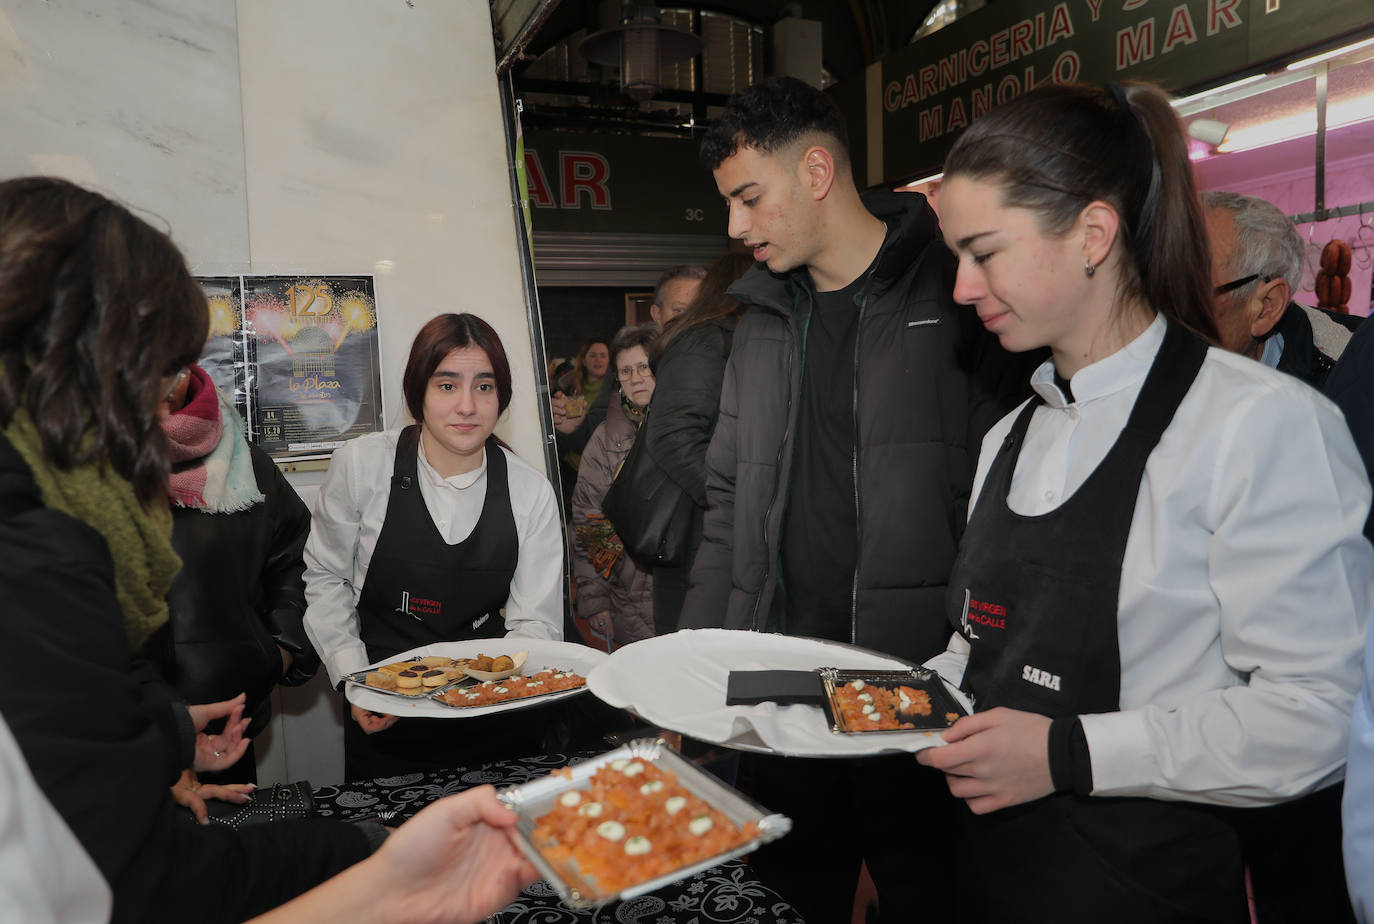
[780,268,871,642]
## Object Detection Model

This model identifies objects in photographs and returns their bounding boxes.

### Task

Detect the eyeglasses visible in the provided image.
[1213,273,1272,297]
[617,362,652,381]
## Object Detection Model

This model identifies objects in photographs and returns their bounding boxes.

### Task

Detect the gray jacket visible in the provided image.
[679,189,1030,664]
[572,396,655,646]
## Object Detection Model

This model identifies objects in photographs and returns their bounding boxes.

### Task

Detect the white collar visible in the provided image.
[1030,313,1166,409]
[417,429,488,490]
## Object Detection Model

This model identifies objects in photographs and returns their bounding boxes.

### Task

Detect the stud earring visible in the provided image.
[1084,259,1096,278]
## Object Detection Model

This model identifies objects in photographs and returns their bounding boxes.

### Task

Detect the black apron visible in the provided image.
[948,323,1248,924]
[344,428,524,780]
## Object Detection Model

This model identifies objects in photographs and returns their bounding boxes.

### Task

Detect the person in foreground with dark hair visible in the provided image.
[919,82,1372,923]
[680,75,1029,922]
[0,702,537,924]
[303,313,564,780]
[0,175,378,923]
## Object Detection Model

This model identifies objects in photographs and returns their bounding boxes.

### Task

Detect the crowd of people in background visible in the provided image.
[5,69,1374,924]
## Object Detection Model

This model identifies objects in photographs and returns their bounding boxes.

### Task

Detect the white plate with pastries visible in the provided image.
[345,638,608,718]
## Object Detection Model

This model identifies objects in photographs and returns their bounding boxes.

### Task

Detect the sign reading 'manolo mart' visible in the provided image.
[877,0,1374,182]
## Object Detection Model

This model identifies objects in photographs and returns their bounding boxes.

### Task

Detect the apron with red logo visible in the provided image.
[946,323,1247,923]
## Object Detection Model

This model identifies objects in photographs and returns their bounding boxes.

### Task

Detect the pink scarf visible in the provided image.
[162,365,264,512]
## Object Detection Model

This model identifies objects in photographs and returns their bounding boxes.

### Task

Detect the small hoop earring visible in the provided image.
[1084,259,1096,278]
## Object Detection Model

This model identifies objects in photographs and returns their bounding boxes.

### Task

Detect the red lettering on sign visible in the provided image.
[990,28,1010,69]
[1162,5,1198,54]
[971,83,994,119]
[1122,0,1148,10]
[939,54,962,93]
[1047,3,1075,44]
[1208,0,1242,35]
[1010,20,1034,59]
[1054,50,1081,84]
[1084,0,1104,23]
[919,64,939,100]
[946,96,969,132]
[885,81,901,112]
[919,105,944,142]
[1117,19,1155,69]
[997,74,1020,104]
[560,152,611,210]
[903,74,920,107]
[968,39,990,76]
[524,151,555,208]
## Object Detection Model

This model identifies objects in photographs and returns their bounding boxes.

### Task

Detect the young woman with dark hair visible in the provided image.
[303,312,564,779]
[917,83,1373,922]
[0,176,379,922]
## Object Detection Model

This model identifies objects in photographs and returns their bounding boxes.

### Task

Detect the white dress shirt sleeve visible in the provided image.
[302,439,373,688]
[1082,383,1371,805]
[502,450,565,642]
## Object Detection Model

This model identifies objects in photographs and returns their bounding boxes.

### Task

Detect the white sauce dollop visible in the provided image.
[640,780,664,795]
[596,821,626,841]
[624,836,652,856]
[664,796,687,815]
[577,802,604,818]
[688,815,714,836]
[559,791,581,807]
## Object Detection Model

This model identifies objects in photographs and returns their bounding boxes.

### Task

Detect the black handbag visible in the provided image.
[601,410,696,568]
[205,781,316,828]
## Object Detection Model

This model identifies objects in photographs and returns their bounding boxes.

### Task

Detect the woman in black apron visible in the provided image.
[916,83,1373,922]
[303,314,570,781]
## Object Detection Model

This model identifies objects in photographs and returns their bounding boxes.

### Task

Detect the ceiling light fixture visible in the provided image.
[901,172,943,189]
[579,5,702,102]
[1285,35,1374,71]
[1215,91,1374,153]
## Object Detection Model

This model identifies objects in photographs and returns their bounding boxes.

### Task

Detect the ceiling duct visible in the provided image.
[579,5,701,101]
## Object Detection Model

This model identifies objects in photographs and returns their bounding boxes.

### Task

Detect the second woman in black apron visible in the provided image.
[918,83,1373,922]
[303,314,567,780]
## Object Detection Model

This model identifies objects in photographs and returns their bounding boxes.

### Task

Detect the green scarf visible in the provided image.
[4,407,179,649]
[621,392,648,426]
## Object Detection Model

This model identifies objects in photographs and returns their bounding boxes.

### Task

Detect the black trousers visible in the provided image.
[738,752,962,923]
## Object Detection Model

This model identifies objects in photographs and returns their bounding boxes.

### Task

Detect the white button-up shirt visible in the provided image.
[304,429,564,687]
[929,314,1374,806]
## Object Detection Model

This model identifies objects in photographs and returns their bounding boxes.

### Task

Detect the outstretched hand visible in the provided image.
[188,693,252,773]
[246,785,539,924]
[916,707,1055,814]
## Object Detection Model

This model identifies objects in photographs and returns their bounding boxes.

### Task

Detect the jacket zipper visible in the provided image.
[748,289,807,632]
[850,286,868,646]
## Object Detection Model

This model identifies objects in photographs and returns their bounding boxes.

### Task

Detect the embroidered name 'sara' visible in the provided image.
[1022,664,1062,692]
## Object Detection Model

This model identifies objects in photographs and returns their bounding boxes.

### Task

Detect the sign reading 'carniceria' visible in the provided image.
[878,0,1374,181]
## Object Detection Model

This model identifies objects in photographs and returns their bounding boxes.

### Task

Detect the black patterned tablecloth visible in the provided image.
[313,752,804,924]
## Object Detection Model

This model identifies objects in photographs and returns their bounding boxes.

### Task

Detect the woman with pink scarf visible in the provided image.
[144,363,317,798]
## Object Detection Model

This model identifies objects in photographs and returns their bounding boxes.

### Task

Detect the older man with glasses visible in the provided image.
[1204,190,1361,387]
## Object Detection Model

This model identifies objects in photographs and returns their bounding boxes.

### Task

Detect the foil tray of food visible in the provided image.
[817,668,967,734]
[498,738,791,909]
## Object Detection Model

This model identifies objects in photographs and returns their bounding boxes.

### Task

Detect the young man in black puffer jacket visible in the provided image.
[680,76,1033,923]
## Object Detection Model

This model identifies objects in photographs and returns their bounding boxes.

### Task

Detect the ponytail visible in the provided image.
[944,82,1218,344]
